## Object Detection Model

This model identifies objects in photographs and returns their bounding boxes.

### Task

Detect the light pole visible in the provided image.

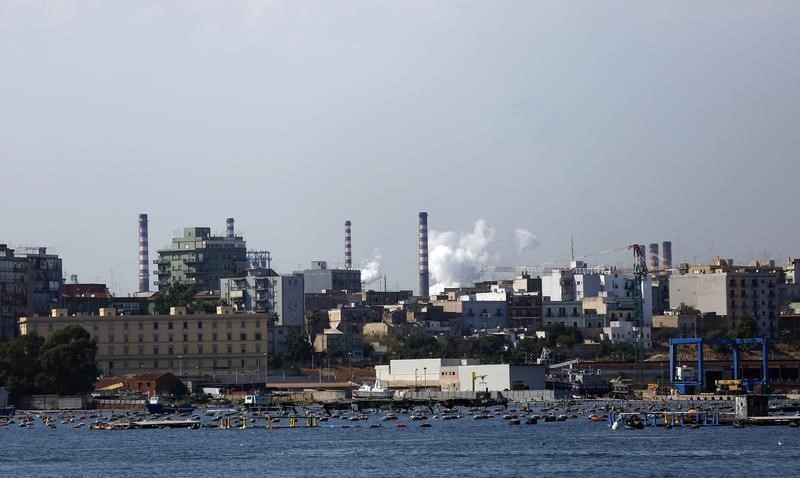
[263,352,268,385]
[415,368,418,390]
[423,366,427,389]
[348,352,353,383]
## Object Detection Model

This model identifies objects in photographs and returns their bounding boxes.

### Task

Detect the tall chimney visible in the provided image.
[226,217,235,238]
[648,243,659,271]
[138,213,149,293]
[662,241,673,270]
[344,220,352,270]
[418,212,429,299]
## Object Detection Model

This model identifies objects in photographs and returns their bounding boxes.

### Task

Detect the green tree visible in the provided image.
[0,333,46,395]
[267,312,280,327]
[283,332,312,366]
[731,314,757,339]
[38,326,100,395]
[153,283,198,315]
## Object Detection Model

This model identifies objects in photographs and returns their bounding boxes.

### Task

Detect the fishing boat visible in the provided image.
[145,395,195,415]
[352,379,394,400]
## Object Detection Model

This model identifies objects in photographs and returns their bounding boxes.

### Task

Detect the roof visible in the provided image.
[133,372,172,381]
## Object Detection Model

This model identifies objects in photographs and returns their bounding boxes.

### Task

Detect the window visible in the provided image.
[240,333,247,341]
[138,335,144,343]
[168,322,173,330]
[255,333,261,341]
[153,346,159,355]
[153,322,159,330]
[109,335,114,343]
[123,322,129,331]
[138,322,143,331]
[227,333,232,341]
[183,321,188,330]
[197,321,203,329]
[198,334,203,342]
[212,344,218,353]
[227,345,232,354]
[153,334,159,343]
[212,333,218,341]
[212,320,217,329]
[183,334,188,342]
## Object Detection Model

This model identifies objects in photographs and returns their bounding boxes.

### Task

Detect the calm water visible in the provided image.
[1,414,798,477]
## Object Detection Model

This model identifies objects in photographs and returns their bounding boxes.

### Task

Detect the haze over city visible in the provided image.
[1,1,798,295]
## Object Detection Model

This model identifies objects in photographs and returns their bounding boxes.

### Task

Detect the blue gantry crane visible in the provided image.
[669,337,769,395]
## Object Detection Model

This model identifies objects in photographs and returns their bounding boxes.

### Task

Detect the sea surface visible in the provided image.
[1,413,798,477]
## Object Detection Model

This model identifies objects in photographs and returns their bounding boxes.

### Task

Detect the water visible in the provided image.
[1,416,799,477]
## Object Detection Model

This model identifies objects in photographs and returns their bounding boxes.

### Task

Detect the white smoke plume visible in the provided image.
[428,219,497,296]
[514,227,540,254]
[360,249,382,285]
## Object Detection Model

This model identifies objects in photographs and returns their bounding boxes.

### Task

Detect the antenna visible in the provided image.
[570,234,575,261]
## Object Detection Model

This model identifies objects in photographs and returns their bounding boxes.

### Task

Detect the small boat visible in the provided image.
[509,419,521,425]
[146,396,195,415]
[352,379,394,400]
[525,417,537,425]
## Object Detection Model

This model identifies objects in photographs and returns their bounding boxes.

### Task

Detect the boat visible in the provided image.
[145,395,195,415]
[352,379,394,400]
[0,406,15,418]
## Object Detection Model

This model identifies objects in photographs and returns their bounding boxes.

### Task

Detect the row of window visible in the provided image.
[108,358,248,371]
[105,342,261,356]
[107,332,262,343]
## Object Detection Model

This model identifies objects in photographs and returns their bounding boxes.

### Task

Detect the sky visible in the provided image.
[1,1,799,296]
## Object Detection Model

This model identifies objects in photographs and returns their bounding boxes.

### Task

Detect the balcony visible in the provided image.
[185,270,206,276]
[153,259,169,265]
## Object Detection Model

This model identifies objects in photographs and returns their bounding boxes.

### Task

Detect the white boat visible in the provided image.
[352,379,394,400]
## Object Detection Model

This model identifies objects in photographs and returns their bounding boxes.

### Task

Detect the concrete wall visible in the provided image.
[456,364,545,392]
[275,274,304,327]
[669,274,728,315]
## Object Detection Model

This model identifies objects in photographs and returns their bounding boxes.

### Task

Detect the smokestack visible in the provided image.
[418,212,429,299]
[226,217,235,238]
[648,243,659,271]
[662,241,673,270]
[138,214,149,293]
[344,221,352,270]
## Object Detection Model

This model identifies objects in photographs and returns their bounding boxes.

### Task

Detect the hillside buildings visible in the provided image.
[669,258,787,338]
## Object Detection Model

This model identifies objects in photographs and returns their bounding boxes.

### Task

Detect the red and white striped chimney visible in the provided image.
[344,220,352,270]
[418,212,429,299]
[138,213,149,293]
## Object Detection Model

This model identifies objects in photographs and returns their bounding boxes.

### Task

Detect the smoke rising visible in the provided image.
[360,249,382,285]
[428,219,497,296]
[514,227,540,254]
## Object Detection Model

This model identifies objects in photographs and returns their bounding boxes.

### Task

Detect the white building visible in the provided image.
[601,321,652,349]
[375,358,479,388]
[457,364,546,392]
[375,359,546,392]
[273,273,305,327]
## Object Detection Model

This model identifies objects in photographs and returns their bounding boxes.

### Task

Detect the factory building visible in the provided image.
[302,261,361,294]
[154,223,247,292]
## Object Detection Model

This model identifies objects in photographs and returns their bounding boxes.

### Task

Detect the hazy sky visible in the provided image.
[1,1,798,295]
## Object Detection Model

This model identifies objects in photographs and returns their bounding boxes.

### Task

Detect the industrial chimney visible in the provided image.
[418,212,429,299]
[344,220,352,270]
[648,243,659,271]
[138,213,149,293]
[662,241,673,270]
[226,218,235,238]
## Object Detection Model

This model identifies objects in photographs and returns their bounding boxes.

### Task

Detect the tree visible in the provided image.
[731,314,757,339]
[38,326,100,395]
[154,283,198,315]
[0,333,46,396]
[283,332,312,366]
